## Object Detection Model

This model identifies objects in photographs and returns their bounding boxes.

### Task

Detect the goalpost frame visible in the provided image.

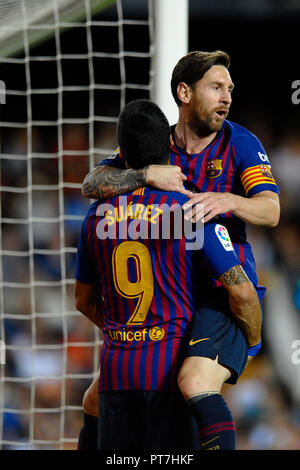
[152,0,189,125]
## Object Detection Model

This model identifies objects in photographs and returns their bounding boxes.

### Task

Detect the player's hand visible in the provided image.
[182,191,238,223]
[146,164,194,197]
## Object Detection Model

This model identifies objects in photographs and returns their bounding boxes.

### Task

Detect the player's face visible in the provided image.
[187,65,234,137]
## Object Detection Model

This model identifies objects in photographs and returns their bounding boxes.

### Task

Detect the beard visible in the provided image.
[188,107,226,138]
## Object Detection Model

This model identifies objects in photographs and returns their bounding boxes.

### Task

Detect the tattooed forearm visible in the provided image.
[221,265,249,287]
[82,165,148,199]
[220,264,261,347]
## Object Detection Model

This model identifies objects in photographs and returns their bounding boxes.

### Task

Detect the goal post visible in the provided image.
[0,0,189,450]
[152,0,188,124]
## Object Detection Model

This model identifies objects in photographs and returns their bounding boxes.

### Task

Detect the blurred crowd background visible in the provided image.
[1,0,300,450]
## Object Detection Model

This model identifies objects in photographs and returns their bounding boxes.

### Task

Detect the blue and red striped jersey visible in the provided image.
[98,120,279,302]
[76,188,241,391]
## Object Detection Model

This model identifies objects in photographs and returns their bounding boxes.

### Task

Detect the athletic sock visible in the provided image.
[188,394,236,450]
[77,412,98,450]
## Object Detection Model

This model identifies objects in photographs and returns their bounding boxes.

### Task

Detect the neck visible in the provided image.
[174,116,218,155]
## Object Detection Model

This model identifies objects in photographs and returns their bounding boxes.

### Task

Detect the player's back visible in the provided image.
[83,187,202,391]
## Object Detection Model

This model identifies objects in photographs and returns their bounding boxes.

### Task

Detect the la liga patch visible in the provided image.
[215,224,234,251]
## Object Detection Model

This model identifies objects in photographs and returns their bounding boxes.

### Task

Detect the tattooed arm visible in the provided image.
[81,165,148,200]
[219,265,261,347]
[81,164,193,200]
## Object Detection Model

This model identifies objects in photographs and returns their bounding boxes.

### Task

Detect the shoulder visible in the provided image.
[225,120,262,146]
[147,188,190,206]
[83,200,104,223]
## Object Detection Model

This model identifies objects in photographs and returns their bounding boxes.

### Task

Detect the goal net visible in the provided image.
[0,0,156,450]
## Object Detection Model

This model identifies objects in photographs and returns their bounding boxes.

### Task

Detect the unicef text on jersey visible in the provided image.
[95,196,205,251]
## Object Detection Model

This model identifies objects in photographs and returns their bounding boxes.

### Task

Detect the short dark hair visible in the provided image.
[171,50,231,106]
[117,99,170,169]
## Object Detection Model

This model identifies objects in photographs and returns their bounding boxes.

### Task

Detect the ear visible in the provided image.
[169,134,174,146]
[177,82,191,104]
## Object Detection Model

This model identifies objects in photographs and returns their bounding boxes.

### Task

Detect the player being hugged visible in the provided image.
[79,51,280,450]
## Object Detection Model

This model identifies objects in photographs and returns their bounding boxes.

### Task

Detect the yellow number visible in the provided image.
[112,241,154,325]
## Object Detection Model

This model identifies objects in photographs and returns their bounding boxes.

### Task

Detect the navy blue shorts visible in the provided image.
[185,288,249,384]
[98,389,199,450]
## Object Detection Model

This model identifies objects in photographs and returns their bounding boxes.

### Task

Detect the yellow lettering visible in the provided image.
[115,206,125,222]
[105,210,115,226]
[149,207,163,224]
[142,329,147,341]
[126,202,134,219]
[108,328,152,342]
[116,331,123,341]
[134,204,145,220]
[143,204,153,221]
[134,331,142,341]
[108,330,115,340]
[127,331,134,341]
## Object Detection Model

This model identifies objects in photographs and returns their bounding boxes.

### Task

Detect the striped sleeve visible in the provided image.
[240,164,277,196]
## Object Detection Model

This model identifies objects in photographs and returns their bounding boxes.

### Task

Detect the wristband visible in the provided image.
[248,340,262,357]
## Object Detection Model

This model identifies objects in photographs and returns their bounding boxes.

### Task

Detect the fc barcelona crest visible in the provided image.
[206,158,223,178]
[260,165,274,180]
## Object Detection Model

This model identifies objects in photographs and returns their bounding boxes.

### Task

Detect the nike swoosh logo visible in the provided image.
[189,337,210,346]
[201,435,220,447]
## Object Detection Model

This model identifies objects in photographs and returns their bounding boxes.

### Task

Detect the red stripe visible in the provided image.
[172,148,182,169]
[185,154,198,185]
[200,420,236,434]
[244,177,275,194]
[199,426,236,439]
[223,143,234,193]
[196,147,212,189]
[243,174,268,186]
[171,235,189,387]
[163,200,178,389]
[121,342,131,390]
[223,144,235,218]
[242,170,265,184]
[147,236,161,389]
[239,243,245,267]
[144,192,162,389]
[155,194,170,388]
[166,201,176,324]
[241,166,262,180]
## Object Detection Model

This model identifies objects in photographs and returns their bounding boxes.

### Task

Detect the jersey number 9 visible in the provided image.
[112,241,154,325]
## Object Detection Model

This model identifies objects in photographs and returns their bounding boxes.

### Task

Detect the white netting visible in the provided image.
[0,0,154,449]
